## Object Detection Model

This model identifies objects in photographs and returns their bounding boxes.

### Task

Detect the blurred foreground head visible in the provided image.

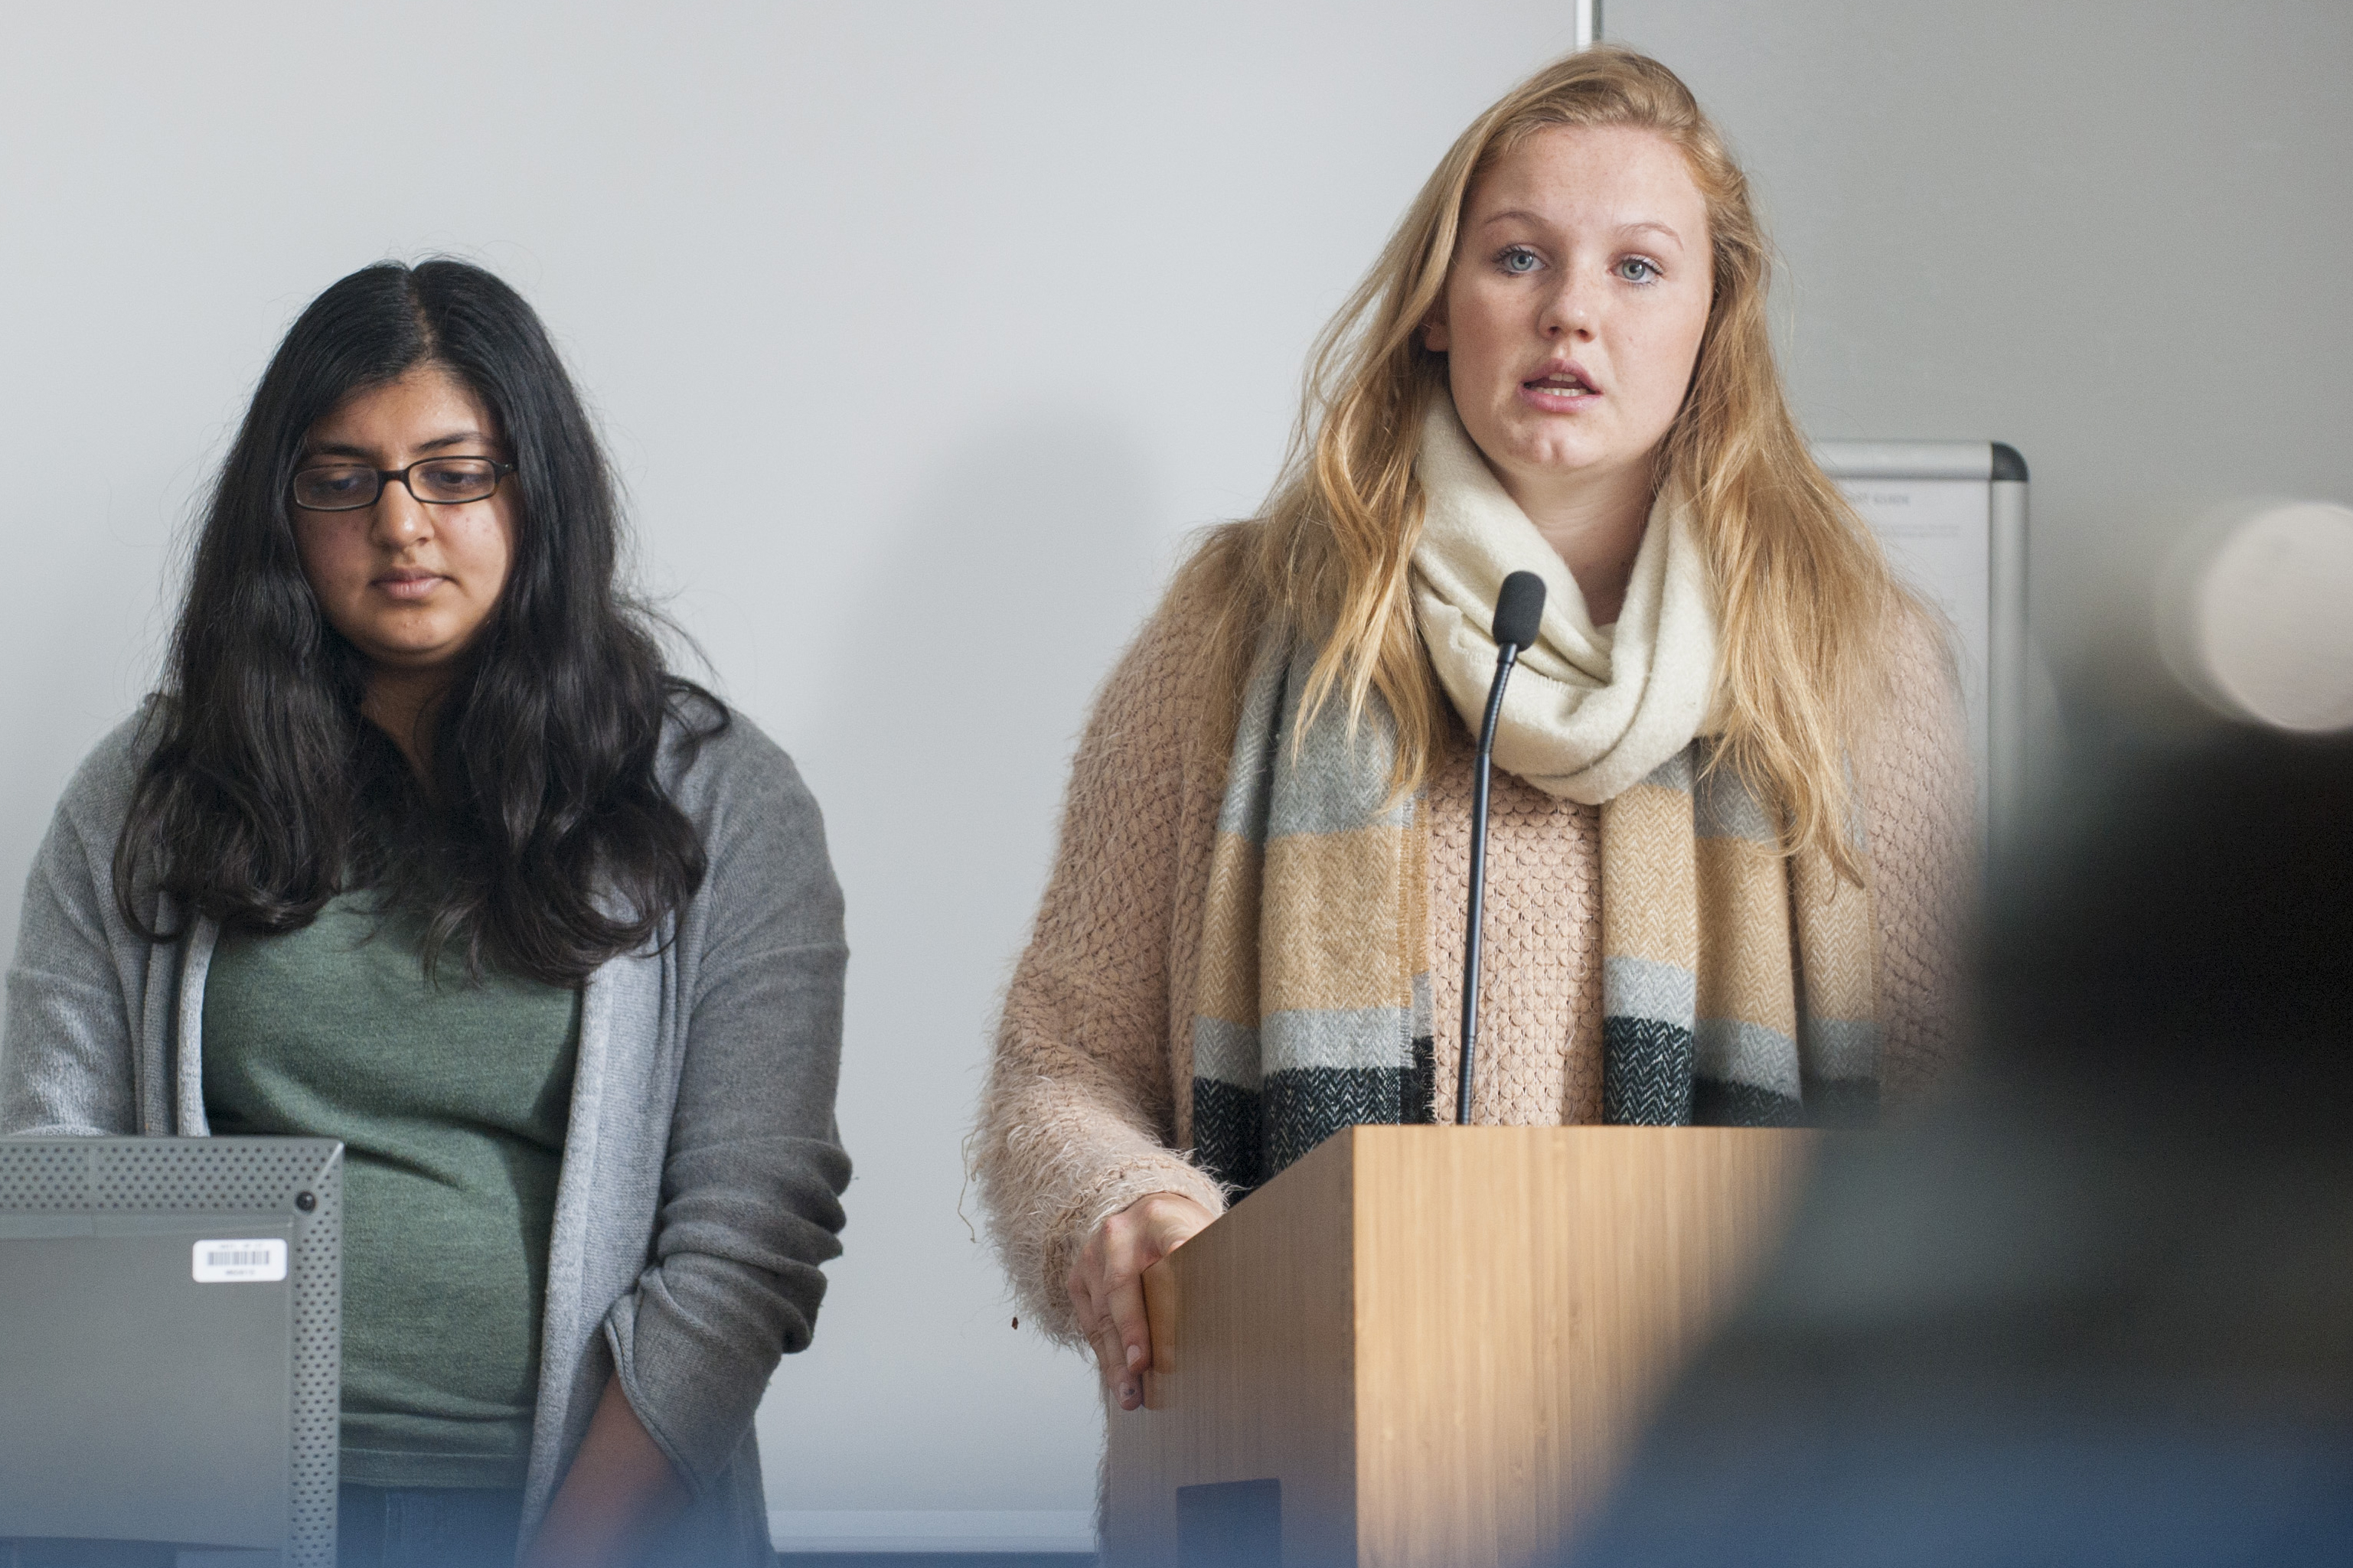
[1987,718,2353,1126]
[1572,716,2353,1567]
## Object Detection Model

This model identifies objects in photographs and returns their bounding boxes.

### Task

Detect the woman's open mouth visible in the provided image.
[1519,364,1599,409]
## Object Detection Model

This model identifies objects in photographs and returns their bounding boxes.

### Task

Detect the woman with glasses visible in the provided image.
[1,259,848,1567]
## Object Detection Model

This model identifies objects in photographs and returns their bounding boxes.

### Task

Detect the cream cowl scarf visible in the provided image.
[1190,399,1881,1195]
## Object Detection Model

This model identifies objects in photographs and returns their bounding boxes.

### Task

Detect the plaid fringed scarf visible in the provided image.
[1190,641,1435,1195]
[1597,751,1882,1129]
[1190,637,1881,1197]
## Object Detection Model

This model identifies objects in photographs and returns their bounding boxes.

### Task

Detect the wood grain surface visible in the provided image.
[1101,1125,1815,1567]
[1104,1126,1358,1567]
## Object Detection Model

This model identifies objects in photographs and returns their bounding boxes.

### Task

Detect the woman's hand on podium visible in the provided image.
[1069,1191,1216,1410]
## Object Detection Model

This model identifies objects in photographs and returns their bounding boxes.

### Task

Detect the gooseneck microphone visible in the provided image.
[1457,570,1548,1126]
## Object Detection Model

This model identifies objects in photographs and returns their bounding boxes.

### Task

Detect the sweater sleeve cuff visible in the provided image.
[600,1275,784,1495]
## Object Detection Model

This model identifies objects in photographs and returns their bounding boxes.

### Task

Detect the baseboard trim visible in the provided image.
[769,1511,1096,1555]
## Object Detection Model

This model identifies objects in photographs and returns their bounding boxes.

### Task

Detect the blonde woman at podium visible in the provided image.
[974,47,1972,1413]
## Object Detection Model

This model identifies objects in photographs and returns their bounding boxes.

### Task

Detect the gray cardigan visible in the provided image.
[0,706,850,1565]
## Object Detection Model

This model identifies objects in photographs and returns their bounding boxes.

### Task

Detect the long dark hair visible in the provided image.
[116,259,723,985]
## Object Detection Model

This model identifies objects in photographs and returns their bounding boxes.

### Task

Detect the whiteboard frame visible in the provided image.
[1814,439,2030,856]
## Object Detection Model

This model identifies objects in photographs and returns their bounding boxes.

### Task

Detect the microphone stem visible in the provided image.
[1458,643,1519,1126]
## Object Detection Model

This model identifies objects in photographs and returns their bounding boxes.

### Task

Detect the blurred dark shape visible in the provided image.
[1571,718,2353,1567]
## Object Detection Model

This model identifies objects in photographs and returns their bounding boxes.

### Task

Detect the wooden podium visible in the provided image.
[1102,1126,1814,1567]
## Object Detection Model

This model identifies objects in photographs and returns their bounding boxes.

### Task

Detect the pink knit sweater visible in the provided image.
[974,575,1974,1341]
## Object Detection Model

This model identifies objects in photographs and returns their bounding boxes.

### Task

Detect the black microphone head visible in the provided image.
[1493,570,1548,650]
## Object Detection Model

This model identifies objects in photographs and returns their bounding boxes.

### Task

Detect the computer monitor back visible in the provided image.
[0,1137,343,1568]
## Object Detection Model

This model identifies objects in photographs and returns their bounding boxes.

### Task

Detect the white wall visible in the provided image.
[8,0,2347,1537]
[0,0,1584,1531]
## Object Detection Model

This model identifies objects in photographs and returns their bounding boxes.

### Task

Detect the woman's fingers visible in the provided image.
[1070,1191,1219,1413]
[1103,1270,1151,1408]
[1088,1318,1132,1402]
[1089,1214,1150,1407]
[1066,1257,1121,1392]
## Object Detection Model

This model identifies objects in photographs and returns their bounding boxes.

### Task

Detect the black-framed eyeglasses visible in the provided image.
[291,458,517,513]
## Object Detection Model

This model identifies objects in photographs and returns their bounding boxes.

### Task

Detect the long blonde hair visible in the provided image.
[1177,46,1904,876]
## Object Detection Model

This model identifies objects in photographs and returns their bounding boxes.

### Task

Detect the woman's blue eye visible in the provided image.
[1616,256,1661,283]
[1499,247,1542,275]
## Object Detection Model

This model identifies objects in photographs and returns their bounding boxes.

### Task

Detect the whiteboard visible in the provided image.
[1813,441,2029,850]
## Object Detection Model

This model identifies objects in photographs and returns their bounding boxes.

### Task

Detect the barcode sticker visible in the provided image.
[193,1238,287,1283]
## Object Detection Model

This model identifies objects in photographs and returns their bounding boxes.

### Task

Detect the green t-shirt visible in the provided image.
[202,895,581,1489]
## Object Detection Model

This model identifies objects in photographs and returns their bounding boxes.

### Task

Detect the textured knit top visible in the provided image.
[974,573,1976,1341]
